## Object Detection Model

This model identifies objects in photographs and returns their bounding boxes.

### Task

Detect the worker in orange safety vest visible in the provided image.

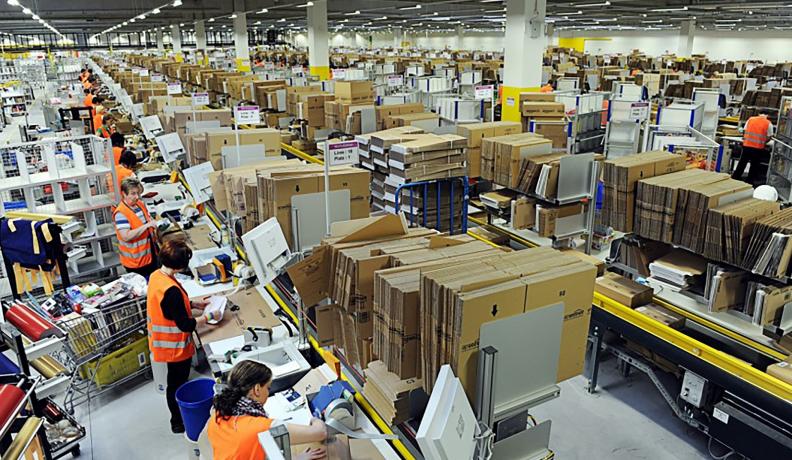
[113,177,159,277]
[734,111,774,184]
[208,360,327,460]
[146,239,212,434]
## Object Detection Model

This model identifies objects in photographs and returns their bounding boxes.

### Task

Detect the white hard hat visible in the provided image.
[753,185,779,202]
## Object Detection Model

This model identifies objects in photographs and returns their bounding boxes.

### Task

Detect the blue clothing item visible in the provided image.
[0,218,57,269]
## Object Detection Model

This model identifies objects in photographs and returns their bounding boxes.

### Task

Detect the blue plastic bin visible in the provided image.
[176,378,215,441]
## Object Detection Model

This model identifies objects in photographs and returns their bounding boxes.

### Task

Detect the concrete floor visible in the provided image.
[66,356,713,460]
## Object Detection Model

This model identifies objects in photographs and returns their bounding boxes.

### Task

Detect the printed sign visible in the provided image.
[332,68,346,79]
[327,140,359,166]
[138,69,149,77]
[167,82,183,95]
[387,75,404,87]
[506,97,515,107]
[630,102,650,120]
[234,105,261,125]
[151,74,164,82]
[192,92,210,106]
[474,84,495,100]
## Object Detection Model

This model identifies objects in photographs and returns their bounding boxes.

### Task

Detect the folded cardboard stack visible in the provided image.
[648,249,707,291]
[703,198,781,265]
[742,207,792,280]
[514,152,568,198]
[355,127,425,210]
[419,247,597,397]
[456,121,521,178]
[635,169,732,243]
[363,361,423,425]
[287,215,505,371]
[187,128,281,170]
[480,133,552,187]
[386,134,469,232]
[375,103,424,131]
[601,151,687,233]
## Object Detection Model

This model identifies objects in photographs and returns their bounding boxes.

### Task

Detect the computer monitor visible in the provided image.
[242,217,291,286]
[416,365,477,460]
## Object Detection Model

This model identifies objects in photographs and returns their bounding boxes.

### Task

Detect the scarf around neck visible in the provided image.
[232,396,268,418]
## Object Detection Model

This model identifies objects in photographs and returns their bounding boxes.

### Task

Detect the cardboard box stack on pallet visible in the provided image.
[386,134,469,233]
[326,81,376,134]
[375,103,424,131]
[363,361,423,425]
[456,121,521,178]
[520,94,567,149]
[188,128,282,170]
[480,132,552,186]
[601,151,687,233]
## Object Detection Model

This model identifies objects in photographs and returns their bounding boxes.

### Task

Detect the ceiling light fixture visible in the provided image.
[152,8,161,14]
[21,7,31,14]
[208,17,215,22]
[173,0,183,6]
[575,1,610,7]
[7,0,19,6]
[258,8,268,14]
[651,6,688,12]
[230,13,237,18]
[297,1,314,7]
[399,4,422,10]
[32,14,38,20]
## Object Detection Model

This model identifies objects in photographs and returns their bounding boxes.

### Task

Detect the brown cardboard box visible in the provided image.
[456,121,522,148]
[335,80,374,102]
[205,128,282,169]
[466,147,481,178]
[519,92,557,105]
[766,359,792,384]
[537,202,584,237]
[522,101,566,118]
[512,197,536,230]
[595,272,653,308]
[195,287,282,343]
[634,304,685,329]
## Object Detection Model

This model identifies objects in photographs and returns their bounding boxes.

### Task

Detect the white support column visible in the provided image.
[456,25,464,50]
[307,0,329,80]
[233,12,250,71]
[393,27,403,49]
[156,28,164,52]
[171,24,183,61]
[502,0,546,122]
[678,20,695,57]
[195,20,207,64]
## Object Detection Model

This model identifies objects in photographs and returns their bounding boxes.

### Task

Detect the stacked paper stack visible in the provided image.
[648,249,707,291]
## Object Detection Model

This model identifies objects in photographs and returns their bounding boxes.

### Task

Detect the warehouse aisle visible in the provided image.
[73,358,710,459]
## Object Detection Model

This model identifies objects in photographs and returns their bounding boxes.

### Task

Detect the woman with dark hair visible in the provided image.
[146,239,212,433]
[208,360,327,460]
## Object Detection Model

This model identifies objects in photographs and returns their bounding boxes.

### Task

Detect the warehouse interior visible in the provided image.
[0,1,790,460]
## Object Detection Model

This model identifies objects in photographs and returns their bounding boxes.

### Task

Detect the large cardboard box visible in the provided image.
[205,128,282,169]
[595,272,654,308]
[767,358,792,384]
[522,101,566,118]
[456,121,522,148]
[335,80,374,103]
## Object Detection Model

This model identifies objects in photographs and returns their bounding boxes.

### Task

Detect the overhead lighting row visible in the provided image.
[6,0,70,39]
[91,0,183,41]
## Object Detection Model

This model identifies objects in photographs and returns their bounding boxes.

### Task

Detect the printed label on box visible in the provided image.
[712,407,729,424]
[167,82,182,95]
[139,69,149,77]
[387,75,404,87]
[192,92,210,106]
[151,74,164,82]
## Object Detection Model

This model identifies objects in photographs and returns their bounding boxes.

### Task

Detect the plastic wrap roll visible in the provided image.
[0,384,26,429]
[5,303,60,341]
[0,353,20,374]
[31,356,66,379]
[2,416,42,459]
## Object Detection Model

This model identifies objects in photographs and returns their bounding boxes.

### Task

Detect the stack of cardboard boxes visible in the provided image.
[363,361,423,425]
[480,132,553,188]
[325,81,376,134]
[521,96,567,149]
[456,121,521,178]
[601,151,687,233]
[375,103,424,131]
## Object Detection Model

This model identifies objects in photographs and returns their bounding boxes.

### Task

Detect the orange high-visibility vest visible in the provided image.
[113,200,154,269]
[743,116,771,149]
[208,415,273,460]
[83,94,94,107]
[540,84,553,93]
[146,270,195,363]
[108,165,133,194]
[113,146,124,165]
[93,111,105,133]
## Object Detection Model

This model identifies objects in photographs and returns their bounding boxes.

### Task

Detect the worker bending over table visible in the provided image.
[208,360,327,460]
[113,178,159,278]
[147,239,213,434]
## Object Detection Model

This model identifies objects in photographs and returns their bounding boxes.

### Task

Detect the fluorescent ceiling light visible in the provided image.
[139,14,146,19]
[180,22,184,26]
[715,18,741,22]
[152,8,161,14]
[346,10,360,15]
[651,6,688,12]
[296,2,314,6]
[32,14,39,20]
[7,0,19,6]
[230,13,237,18]
[123,21,128,25]
[254,20,261,25]
[173,0,183,6]
[278,18,286,22]
[641,20,662,24]
[376,16,388,20]
[130,18,135,23]
[576,1,610,7]
[208,17,215,22]
[563,10,583,16]
[258,8,268,14]
[481,0,502,2]
[399,4,422,10]
[22,7,31,14]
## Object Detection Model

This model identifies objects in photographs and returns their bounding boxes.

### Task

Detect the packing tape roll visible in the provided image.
[31,356,66,379]
[3,416,42,459]
[5,303,60,342]
[0,353,20,374]
[0,384,26,429]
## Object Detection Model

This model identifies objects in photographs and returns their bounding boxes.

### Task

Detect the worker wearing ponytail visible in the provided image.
[208,360,327,460]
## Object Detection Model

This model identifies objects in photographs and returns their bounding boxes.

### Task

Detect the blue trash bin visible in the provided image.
[175,378,215,441]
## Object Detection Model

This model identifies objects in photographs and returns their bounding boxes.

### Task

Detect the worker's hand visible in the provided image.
[295,447,326,460]
[191,298,210,310]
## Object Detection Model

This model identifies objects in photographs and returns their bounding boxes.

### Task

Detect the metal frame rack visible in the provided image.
[768,95,792,202]
[394,176,469,235]
[556,91,609,154]
[0,135,121,280]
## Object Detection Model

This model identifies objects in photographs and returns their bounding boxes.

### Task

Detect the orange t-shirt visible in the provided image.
[108,165,133,193]
[93,112,104,132]
[83,94,94,107]
[82,80,91,90]
[208,414,273,460]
